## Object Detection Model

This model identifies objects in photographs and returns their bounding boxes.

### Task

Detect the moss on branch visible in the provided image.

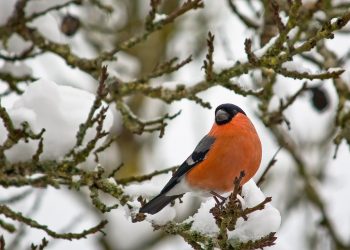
[0,204,107,240]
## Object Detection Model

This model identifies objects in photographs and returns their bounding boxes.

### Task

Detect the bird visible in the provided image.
[139,103,262,214]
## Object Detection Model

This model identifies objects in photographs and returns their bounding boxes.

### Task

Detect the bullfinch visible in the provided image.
[140,104,262,214]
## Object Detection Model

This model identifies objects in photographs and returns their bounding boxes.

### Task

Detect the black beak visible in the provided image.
[215,109,230,124]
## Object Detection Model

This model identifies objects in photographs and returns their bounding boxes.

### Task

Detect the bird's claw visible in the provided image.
[210,191,227,207]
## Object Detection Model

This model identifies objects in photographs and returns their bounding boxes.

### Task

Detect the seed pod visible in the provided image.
[61,14,80,36]
[309,86,329,112]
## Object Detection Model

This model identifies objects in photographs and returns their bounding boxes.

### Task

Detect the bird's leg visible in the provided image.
[212,195,221,205]
[210,191,227,206]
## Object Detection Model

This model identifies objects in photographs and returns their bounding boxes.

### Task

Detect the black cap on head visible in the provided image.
[215,103,246,125]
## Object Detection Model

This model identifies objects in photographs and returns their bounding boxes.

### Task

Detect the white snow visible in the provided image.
[6,34,33,54]
[279,11,289,26]
[28,14,64,44]
[189,180,281,244]
[0,79,113,169]
[154,81,183,89]
[147,206,177,226]
[0,61,33,78]
[190,198,219,235]
[124,172,172,199]
[123,173,177,226]
[282,61,311,73]
[126,177,281,243]
[228,181,281,244]
[213,59,237,73]
[327,67,344,73]
[124,181,162,198]
[0,28,33,81]
[154,13,168,23]
[254,36,279,57]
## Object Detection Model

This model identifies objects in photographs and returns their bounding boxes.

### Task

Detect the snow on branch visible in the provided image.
[128,173,280,249]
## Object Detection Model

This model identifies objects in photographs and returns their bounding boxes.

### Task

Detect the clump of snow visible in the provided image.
[124,181,162,199]
[29,14,63,43]
[147,206,177,226]
[190,198,219,235]
[327,67,344,73]
[189,180,281,244]
[123,173,176,226]
[123,172,178,225]
[127,198,176,226]
[0,32,33,80]
[124,172,173,199]
[330,17,339,25]
[254,36,279,57]
[154,81,183,89]
[0,61,33,78]
[6,34,33,54]
[282,61,311,73]
[279,11,289,26]
[153,13,168,23]
[0,79,113,169]
[213,59,237,73]
[228,181,281,244]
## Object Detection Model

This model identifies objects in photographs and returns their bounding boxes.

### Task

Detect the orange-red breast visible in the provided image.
[140,104,262,214]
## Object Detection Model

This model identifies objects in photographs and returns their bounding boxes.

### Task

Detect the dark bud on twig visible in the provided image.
[203,31,215,81]
[30,238,49,250]
[61,14,80,36]
[270,0,285,32]
[309,86,329,112]
[0,236,5,250]
[132,212,146,223]
[137,195,147,206]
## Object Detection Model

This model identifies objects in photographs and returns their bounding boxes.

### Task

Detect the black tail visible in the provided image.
[139,193,181,214]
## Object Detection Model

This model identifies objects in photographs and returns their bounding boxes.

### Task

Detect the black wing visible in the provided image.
[160,135,216,194]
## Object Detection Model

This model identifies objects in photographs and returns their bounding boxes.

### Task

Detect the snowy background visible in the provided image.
[1,0,350,249]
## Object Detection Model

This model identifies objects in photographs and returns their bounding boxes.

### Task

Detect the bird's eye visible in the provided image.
[215,109,231,124]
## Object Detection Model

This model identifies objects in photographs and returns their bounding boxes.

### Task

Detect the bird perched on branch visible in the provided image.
[140,104,262,214]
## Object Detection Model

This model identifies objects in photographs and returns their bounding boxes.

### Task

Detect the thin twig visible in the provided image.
[257,146,282,186]
[117,165,179,185]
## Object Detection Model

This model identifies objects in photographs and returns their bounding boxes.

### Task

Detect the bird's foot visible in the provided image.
[210,191,227,206]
